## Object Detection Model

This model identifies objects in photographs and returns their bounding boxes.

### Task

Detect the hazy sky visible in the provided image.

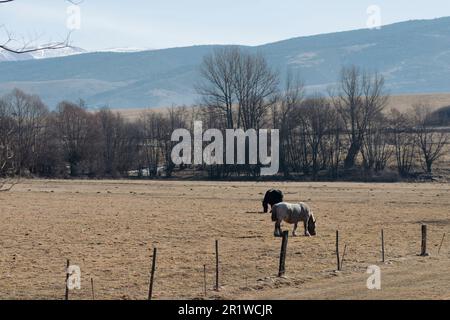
[1,0,450,50]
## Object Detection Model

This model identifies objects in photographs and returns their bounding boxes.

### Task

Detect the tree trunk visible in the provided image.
[344,141,360,169]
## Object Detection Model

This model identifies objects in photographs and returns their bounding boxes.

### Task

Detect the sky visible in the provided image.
[1,0,450,51]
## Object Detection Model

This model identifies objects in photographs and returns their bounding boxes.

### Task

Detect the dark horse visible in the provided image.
[262,189,284,213]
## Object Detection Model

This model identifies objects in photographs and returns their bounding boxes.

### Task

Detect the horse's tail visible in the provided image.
[271,206,278,222]
[263,190,271,204]
[262,190,271,213]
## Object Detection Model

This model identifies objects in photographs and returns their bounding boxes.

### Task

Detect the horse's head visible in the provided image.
[308,215,317,236]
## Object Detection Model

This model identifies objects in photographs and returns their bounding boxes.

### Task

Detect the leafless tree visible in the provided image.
[197,47,239,129]
[97,108,133,177]
[389,108,416,177]
[413,104,449,174]
[273,72,304,177]
[5,89,48,175]
[361,113,392,172]
[138,111,167,177]
[198,47,278,131]
[198,48,279,177]
[233,51,279,130]
[333,66,388,169]
[55,100,95,176]
[299,95,334,180]
[0,96,15,175]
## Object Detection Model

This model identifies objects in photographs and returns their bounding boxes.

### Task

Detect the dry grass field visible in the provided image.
[116,93,450,121]
[0,179,449,300]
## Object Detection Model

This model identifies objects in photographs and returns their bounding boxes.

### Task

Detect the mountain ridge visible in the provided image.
[1,17,450,109]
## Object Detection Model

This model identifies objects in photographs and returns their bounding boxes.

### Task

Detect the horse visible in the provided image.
[271,202,316,237]
[262,189,284,213]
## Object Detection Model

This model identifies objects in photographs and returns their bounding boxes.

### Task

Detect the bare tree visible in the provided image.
[198,47,279,131]
[96,108,132,177]
[197,47,239,129]
[274,71,304,177]
[233,51,279,130]
[138,111,167,177]
[0,96,15,175]
[55,100,95,176]
[413,104,449,174]
[389,108,416,177]
[198,48,279,177]
[6,90,48,175]
[360,113,392,172]
[333,66,388,169]
[163,106,189,177]
[299,95,334,180]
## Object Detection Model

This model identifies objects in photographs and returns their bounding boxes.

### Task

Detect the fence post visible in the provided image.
[64,259,70,300]
[340,244,348,270]
[438,233,446,255]
[215,240,219,291]
[278,231,289,277]
[148,247,157,300]
[381,229,385,263]
[203,265,207,296]
[336,230,340,271]
[420,225,429,256]
[90,278,95,300]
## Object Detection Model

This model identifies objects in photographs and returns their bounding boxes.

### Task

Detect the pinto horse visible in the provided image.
[271,202,316,237]
[262,189,284,213]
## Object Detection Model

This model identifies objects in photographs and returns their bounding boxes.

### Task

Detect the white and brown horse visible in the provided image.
[271,202,316,237]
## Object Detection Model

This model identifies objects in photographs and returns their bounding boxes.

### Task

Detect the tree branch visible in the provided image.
[0,0,79,54]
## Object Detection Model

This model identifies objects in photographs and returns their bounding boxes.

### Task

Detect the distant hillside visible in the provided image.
[427,105,450,126]
[1,17,450,109]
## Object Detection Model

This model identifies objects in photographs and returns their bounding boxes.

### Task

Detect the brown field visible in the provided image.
[116,93,450,121]
[0,179,449,300]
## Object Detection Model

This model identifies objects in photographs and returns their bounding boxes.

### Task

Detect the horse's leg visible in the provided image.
[274,221,282,237]
[303,220,311,237]
[293,222,298,237]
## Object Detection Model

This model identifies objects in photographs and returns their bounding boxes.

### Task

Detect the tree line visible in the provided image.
[0,47,448,180]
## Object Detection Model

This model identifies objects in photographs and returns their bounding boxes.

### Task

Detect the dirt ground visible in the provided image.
[0,179,449,300]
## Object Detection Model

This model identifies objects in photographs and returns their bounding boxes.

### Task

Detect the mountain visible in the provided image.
[1,17,450,109]
[0,46,86,62]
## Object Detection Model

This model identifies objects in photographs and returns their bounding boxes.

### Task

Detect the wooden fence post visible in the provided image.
[381,229,385,263]
[148,247,157,300]
[90,278,95,300]
[340,244,348,270]
[278,231,289,277]
[64,259,70,300]
[336,230,340,271]
[438,233,446,255]
[420,225,429,256]
[215,240,219,291]
[203,265,207,296]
